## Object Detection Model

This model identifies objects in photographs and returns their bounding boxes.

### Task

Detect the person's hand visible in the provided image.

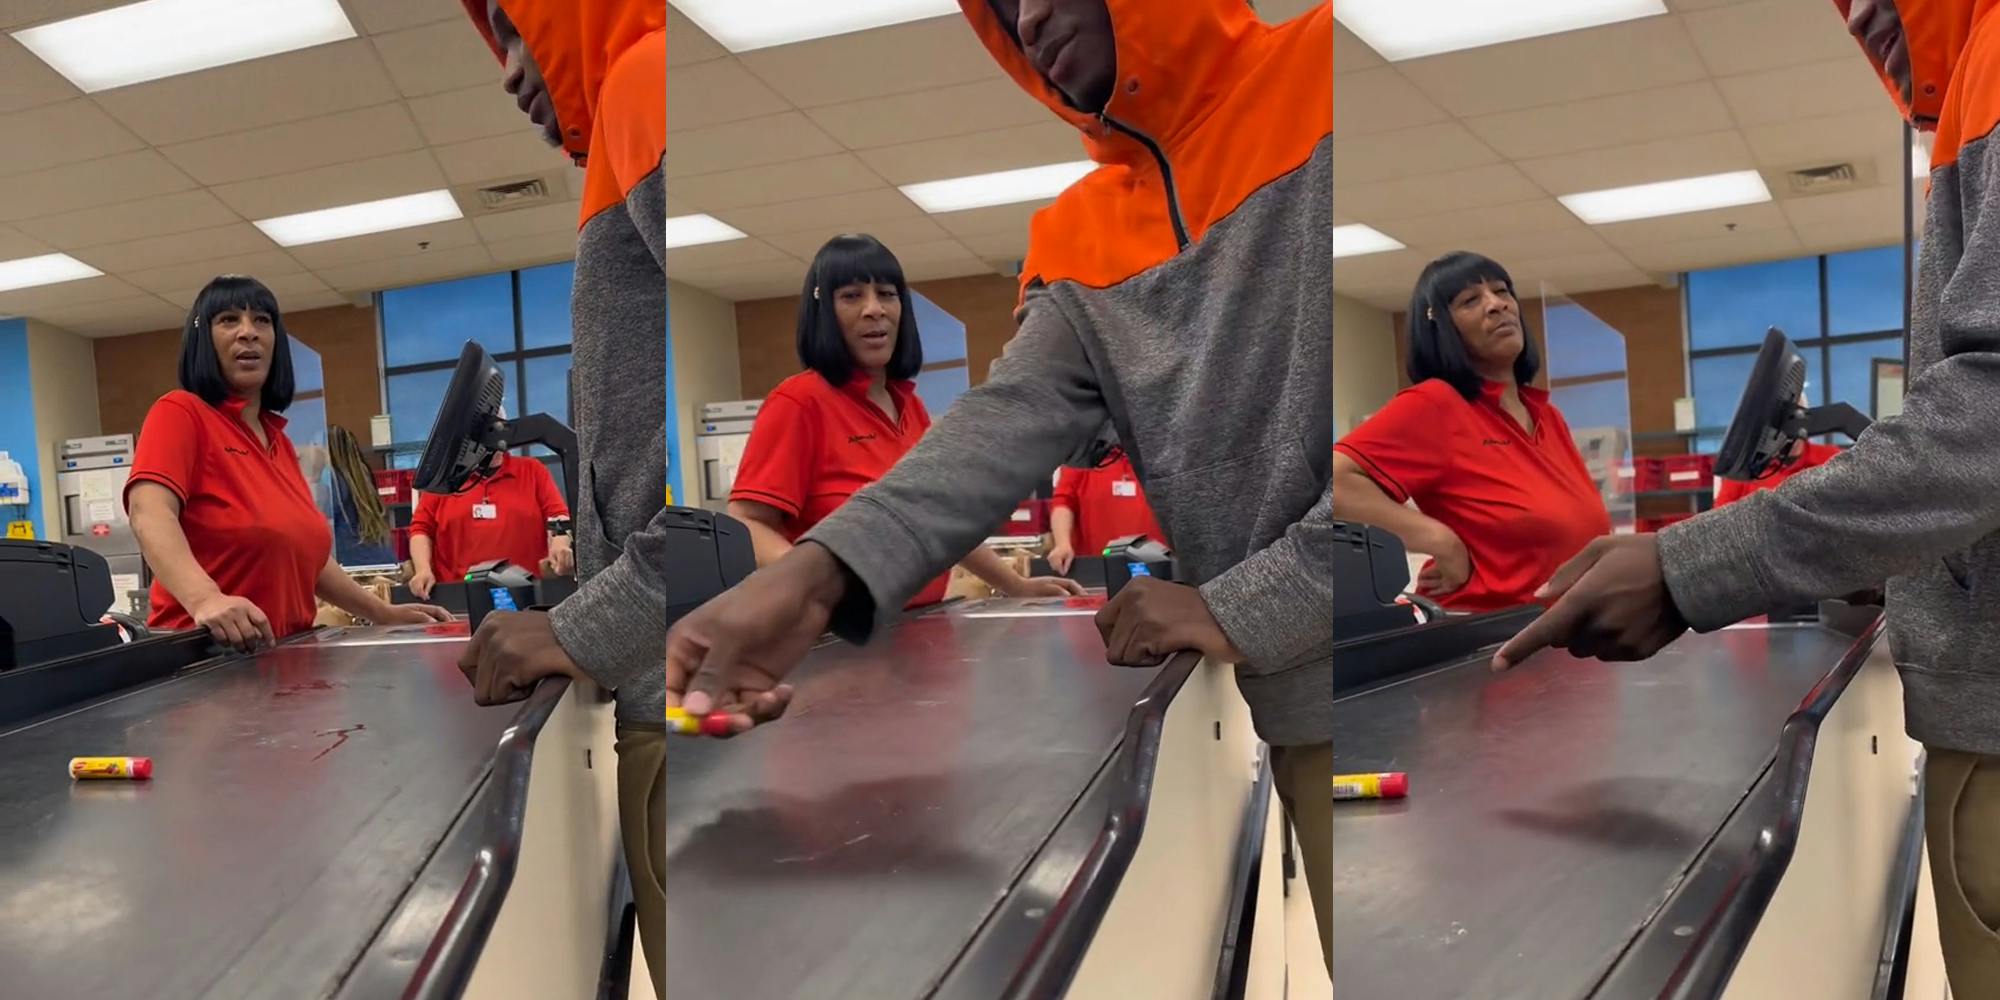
[190,592,276,651]
[375,602,454,625]
[1002,574,1087,598]
[1095,577,1245,666]
[458,609,581,705]
[1491,534,1689,671]
[546,538,575,577]
[1048,541,1076,575]
[664,543,853,736]
[408,567,437,600]
[1415,527,1471,596]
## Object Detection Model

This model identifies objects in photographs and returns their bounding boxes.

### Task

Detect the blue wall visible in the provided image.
[0,319,43,538]
[664,298,682,504]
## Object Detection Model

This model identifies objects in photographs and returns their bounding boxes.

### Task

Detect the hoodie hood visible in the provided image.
[1834,0,1994,130]
[460,0,665,162]
[959,0,1265,161]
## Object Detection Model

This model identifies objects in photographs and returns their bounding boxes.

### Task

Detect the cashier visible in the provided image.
[726,234,1080,605]
[1714,397,1842,506]
[407,449,573,599]
[1333,251,1609,611]
[1048,429,1165,574]
[125,275,452,651]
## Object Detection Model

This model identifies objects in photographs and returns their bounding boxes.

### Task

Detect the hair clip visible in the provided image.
[813,286,821,301]
[1425,306,1434,322]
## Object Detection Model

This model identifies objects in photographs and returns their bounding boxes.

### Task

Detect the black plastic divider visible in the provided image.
[0,629,217,730]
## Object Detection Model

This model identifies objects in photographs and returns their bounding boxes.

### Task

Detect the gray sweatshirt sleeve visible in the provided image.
[548,496,677,689]
[802,298,1109,641]
[1657,146,2000,630]
[1198,471,1332,674]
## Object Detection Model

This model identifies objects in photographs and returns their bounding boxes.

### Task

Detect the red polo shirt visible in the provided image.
[125,390,333,637]
[1714,441,1843,506]
[1052,451,1166,556]
[409,453,570,580]
[1335,379,1609,612]
[731,370,950,607]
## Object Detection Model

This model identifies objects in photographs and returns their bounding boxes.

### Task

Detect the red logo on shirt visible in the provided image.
[848,434,877,445]
[1480,438,1512,447]
[222,445,252,456]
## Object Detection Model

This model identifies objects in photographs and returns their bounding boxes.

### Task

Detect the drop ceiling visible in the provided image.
[0,0,585,337]
[1333,0,1924,312]
[665,0,1323,302]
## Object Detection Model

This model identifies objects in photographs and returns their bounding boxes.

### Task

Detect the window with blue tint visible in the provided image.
[519,261,575,349]
[1827,247,1904,335]
[1687,257,1821,349]
[388,368,516,449]
[1829,335,1902,416]
[911,290,967,365]
[381,271,515,366]
[289,334,324,396]
[1549,379,1630,435]
[1691,353,1758,454]
[523,353,572,426]
[914,366,970,417]
[1542,303,1626,379]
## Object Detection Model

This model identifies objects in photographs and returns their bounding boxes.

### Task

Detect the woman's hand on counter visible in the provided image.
[189,592,276,652]
[374,601,454,626]
[1000,574,1086,598]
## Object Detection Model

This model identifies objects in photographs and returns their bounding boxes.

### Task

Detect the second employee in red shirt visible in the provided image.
[407,450,573,598]
[1048,436,1166,574]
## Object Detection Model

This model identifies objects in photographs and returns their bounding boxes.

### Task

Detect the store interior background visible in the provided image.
[1331,0,1920,533]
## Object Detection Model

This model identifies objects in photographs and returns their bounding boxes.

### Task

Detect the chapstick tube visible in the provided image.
[70,756,153,781]
[665,707,700,736]
[1332,771,1406,800]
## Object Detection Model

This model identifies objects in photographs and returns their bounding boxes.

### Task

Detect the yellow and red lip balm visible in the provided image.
[665,707,700,736]
[1332,771,1406,800]
[70,756,153,781]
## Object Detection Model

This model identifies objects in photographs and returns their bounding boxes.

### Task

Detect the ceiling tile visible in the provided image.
[1330,248,1429,297]
[1333,68,1449,137]
[667,59,795,132]
[903,256,993,282]
[1442,228,1621,267]
[209,150,448,219]
[276,289,356,313]
[714,187,927,238]
[69,223,277,273]
[1333,122,1501,185]
[1334,22,1386,74]
[262,271,332,298]
[664,237,794,272]
[666,112,846,178]
[666,7,729,66]
[764,216,951,260]
[883,238,979,266]
[1515,129,1754,195]
[433,130,569,185]
[1396,17,1709,118]
[28,295,185,339]
[1781,186,1902,230]
[0,225,53,260]
[13,190,240,248]
[0,34,80,113]
[708,275,806,302]
[284,218,482,269]
[123,250,306,294]
[408,85,537,146]
[673,154,890,211]
[1464,81,1736,161]
[1716,56,1891,127]
[0,274,145,314]
[314,243,496,293]
[1336,164,1546,222]
[0,1,127,31]
[856,123,1085,186]
[472,201,582,242]
[1374,199,1584,247]
[1592,200,1791,249]
[673,257,814,296]
[370,19,502,98]
[0,100,146,178]
[1682,0,1859,78]
[1742,109,1903,170]
[91,40,401,145]
[737,16,1000,109]
[955,229,1031,260]
[1511,266,1658,297]
[1620,226,1805,271]
[345,0,466,35]
[804,79,1052,151]
[930,199,1054,239]
[158,103,427,186]
[484,230,580,269]
[0,150,198,223]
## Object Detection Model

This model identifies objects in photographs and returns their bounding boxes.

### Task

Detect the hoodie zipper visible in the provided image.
[1101,113,1190,250]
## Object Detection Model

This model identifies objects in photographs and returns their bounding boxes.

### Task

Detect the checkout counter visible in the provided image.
[664,596,1312,999]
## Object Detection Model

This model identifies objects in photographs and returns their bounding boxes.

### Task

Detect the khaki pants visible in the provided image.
[616,726,665,1000]
[1272,741,1331,974]
[1924,747,2000,999]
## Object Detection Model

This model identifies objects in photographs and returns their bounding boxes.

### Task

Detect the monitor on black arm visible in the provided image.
[1715,327,1873,483]
[413,340,580,515]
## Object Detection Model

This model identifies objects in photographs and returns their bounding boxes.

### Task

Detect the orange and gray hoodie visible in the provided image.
[462,0,672,728]
[1657,0,2000,753]
[802,1,1333,746]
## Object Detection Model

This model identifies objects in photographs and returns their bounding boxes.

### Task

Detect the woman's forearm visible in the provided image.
[1050,506,1076,548]
[127,486,223,608]
[409,534,434,574]
[317,557,387,619]
[727,502,795,567]
[959,545,1025,587]
[1332,469,1453,554]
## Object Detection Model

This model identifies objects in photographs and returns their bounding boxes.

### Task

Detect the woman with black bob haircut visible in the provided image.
[125,275,450,650]
[727,234,1080,605]
[1333,251,1609,612]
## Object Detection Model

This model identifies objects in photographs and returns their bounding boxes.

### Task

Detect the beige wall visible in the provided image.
[669,279,743,509]
[1333,294,1399,436]
[25,320,103,536]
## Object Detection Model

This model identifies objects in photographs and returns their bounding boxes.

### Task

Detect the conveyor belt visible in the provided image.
[663,602,1183,999]
[0,624,556,1000]
[1333,623,1862,1000]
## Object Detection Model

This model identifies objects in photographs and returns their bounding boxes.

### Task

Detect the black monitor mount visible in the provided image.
[1715,327,1873,483]
[413,340,579,514]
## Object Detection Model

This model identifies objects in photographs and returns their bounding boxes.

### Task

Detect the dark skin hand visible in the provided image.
[1491,534,1691,671]
[1095,577,1246,667]
[986,0,1117,114]
[458,609,582,705]
[484,0,563,147]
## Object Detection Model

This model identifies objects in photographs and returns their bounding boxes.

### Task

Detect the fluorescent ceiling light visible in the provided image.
[254,191,463,248]
[1558,170,1771,225]
[0,254,102,294]
[664,215,748,250]
[1333,224,1406,259]
[671,0,956,53]
[901,161,1096,214]
[1337,0,1666,61]
[12,0,356,94]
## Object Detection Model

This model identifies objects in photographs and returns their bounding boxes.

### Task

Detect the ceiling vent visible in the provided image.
[456,171,566,215]
[1785,162,1859,196]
